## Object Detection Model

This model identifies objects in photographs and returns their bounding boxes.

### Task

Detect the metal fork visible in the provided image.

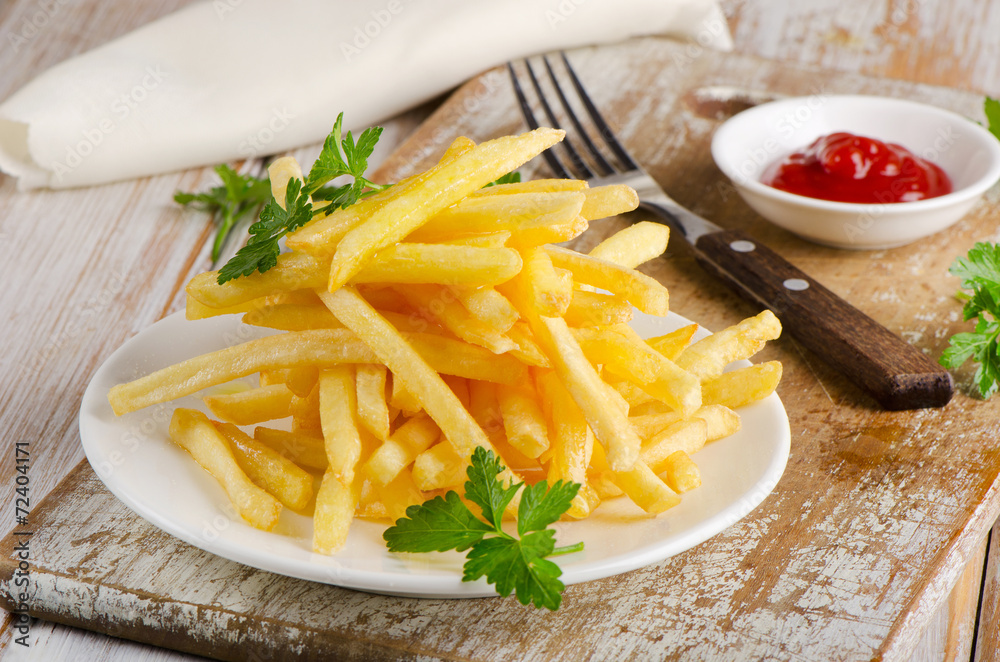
[508,53,953,410]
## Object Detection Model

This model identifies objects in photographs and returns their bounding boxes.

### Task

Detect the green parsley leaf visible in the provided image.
[305,112,388,207]
[940,241,1000,397]
[462,530,565,611]
[207,113,388,283]
[985,97,1000,141]
[382,491,493,553]
[382,447,582,610]
[173,164,271,261]
[483,171,522,188]
[463,446,521,531]
[517,478,580,536]
[216,178,313,285]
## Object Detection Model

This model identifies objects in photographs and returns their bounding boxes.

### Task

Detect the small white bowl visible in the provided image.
[711,95,1000,249]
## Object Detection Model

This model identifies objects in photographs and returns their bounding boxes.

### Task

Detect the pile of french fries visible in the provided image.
[108,128,782,554]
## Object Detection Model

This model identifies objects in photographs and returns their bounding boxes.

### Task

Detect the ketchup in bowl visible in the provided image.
[761,132,952,204]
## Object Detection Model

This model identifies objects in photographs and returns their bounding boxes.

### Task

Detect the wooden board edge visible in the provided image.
[880,475,1000,661]
[0,460,431,662]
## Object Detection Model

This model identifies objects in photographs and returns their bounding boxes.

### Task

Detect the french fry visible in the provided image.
[610,324,702,417]
[319,366,362,484]
[285,365,320,398]
[528,313,641,472]
[374,469,427,521]
[287,135,478,254]
[186,296,261,321]
[646,324,698,361]
[313,470,360,554]
[204,383,294,426]
[571,326,661,384]
[470,178,588,196]
[413,441,468,491]
[397,284,517,354]
[545,245,670,316]
[675,310,782,380]
[168,408,281,530]
[439,231,512,248]
[213,421,314,511]
[364,414,441,486]
[496,383,550,459]
[405,332,528,386]
[389,373,423,415]
[352,244,522,286]
[268,156,304,204]
[254,426,327,471]
[659,451,701,494]
[592,442,680,515]
[517,247,574,317]
[610,378,656,409]
[563,290,633,327]
[318,287,494,459]
[110,324,531,416]
[506,216,589,247]
[506,322,550,368]
[326,128,565,291]
[186,251,328,309]
[243,303,341,331]
[289,383,321,432]
[701,361,783,408]
[641,419,708,474]
[355,364,391,441]
[537,370,594,518]
[588,221,669,268]
[109,329,374,415]
[405,190,584,243]
[578,184,640,220]
[452,287,519,333]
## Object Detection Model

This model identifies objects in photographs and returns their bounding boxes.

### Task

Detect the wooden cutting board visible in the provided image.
[4,37,1000,661]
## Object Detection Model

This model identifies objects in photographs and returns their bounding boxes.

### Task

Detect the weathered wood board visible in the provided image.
[4,37,1000,661]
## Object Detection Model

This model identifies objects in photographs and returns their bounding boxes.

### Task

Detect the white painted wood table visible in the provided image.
[2,1,1000,660]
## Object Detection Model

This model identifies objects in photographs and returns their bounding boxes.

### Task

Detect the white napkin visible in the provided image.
[0,0,731,189]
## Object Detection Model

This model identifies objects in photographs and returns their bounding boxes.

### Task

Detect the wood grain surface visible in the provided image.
[3,0,1000,660]
[4,37,1000,661]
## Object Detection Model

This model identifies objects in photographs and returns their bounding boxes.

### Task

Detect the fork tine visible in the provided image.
[541,55,615,176]
[559,52,639,171]
[507,62,573,179]
[522,60,597,180]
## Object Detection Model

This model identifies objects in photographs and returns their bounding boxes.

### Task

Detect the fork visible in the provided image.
[507,53,953,411]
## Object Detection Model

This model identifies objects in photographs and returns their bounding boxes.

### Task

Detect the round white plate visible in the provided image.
[80,310,790,598]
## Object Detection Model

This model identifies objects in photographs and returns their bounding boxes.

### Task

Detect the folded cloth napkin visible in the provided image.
[0,0,731,189]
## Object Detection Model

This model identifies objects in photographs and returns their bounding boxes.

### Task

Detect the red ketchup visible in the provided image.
[761,132,952,203]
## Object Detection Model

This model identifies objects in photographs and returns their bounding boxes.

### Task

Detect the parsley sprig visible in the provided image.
[216,178,313,284]
[213,113,389,284]
[383,447,583,610]
[939,99,1000,398]
[940,242,1000,398]
[178,112,522,285]
[984,96,1000,141]
[173,164,271,261]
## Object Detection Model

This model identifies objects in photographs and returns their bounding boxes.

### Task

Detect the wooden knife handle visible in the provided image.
[692,229,953,410]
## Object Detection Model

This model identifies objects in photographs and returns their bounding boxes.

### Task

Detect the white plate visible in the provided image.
[80,310,790,598]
